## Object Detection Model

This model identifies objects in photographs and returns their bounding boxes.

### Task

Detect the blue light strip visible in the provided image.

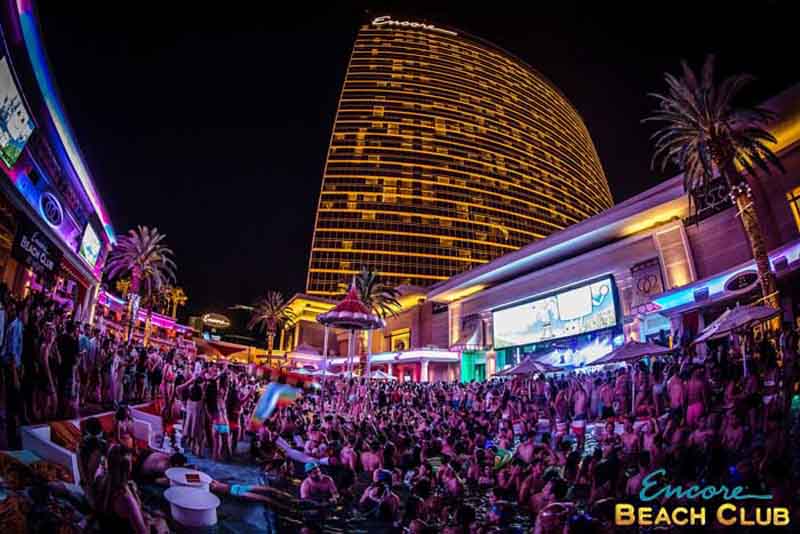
[650,240,800,313]
[16,0,115,244]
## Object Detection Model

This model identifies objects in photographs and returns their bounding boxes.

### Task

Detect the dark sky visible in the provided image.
[35,1,795,320]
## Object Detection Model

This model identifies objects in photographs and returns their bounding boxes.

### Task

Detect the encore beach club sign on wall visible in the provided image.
[372,16,458,36]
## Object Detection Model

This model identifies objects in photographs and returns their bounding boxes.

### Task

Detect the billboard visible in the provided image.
[78,223,101,267]
[0,56,34,168]
[493,276,619,349]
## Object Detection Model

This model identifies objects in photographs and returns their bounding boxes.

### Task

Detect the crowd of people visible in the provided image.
[2,284,800,532]
[250,327,800,533]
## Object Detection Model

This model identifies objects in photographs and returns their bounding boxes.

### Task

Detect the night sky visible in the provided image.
[35,2,795,321]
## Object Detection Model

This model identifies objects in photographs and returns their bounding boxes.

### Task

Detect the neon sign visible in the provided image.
[372,16,458,36]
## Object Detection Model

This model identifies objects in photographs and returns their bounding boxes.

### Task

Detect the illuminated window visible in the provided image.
[788,187,800,232]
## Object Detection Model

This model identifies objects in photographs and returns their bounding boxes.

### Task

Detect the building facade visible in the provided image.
[428,84,800,379]
[306,15,612,296]
[0,3,114,316]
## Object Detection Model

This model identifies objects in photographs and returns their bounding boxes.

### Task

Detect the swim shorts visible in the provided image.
[230,484,253,497]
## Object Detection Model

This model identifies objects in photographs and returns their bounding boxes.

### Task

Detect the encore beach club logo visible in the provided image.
[615,469,790,528]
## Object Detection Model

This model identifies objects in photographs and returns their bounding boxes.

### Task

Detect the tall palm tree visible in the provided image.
[168,286,188,319]
[248,291,297,368]
[645,55,783,308]
[106,226,176,341]
[348,267,401,319]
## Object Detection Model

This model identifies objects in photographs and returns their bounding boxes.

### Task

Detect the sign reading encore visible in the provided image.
[371,16,458,36]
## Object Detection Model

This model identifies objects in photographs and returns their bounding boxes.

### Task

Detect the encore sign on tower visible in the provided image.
[371,16,458,36]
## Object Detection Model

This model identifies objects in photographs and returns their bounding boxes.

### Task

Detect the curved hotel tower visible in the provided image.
[306,16,612,296]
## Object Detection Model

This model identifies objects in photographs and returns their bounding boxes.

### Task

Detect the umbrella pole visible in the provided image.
[741,331,748,377]
[631,364,635,415]
[322,325,329,411]
[348,329,355,379]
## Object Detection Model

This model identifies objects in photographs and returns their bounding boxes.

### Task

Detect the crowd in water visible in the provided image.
[2,286,800,532]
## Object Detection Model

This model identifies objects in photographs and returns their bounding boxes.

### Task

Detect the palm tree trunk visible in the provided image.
[144,308,153,347]
[171,299,178,319]
[732,189,780,309]
[267,332,275,369]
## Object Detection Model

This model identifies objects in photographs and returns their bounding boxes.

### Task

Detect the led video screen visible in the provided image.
[493,276,618,349]
[78,223,101,267]
[0,56,34,168]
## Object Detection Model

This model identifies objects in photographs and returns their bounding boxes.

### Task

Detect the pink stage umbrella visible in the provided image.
[317,281,384,380]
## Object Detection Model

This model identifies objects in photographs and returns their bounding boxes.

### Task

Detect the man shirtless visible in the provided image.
[667,369,686,416]
[721,413,745,456]
[620,418,640,458]
[599,379,615,419]
[300,462,340,504]
[686,366,708,427]
[626,451,651,497]
[516,433,537,464]
[360,441,384,475]
[572,382,588,420]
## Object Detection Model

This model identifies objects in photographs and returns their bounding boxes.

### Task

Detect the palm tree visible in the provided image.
[345,267,401,319]
[645,55,783,309]
[248,291,297,368]
[167,286,188,319]
[106,226,177,341]
[115,277,131,298]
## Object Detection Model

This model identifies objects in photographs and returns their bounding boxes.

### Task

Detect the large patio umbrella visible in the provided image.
[692,309,732,345]
[498,357,559,376]
[693,304,781,376]
[590,340,674,367]
[310,369,341,378]
[369,369,397,381]
[317,282,385,380]
[700,305,780,340]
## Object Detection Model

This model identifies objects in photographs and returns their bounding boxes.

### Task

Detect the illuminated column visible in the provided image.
[420,359,429,382]
[85,283,99,325]
[695,314,706,359]
[321,325,330,408]
[278,328,285,352]
[387,362,393,376]
[486,350,496,378]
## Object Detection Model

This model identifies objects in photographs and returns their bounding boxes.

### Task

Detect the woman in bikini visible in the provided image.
[37,319,59,421]
[97,445,167,534]
[160,351,177,422]
[115,405,136,450]
[206,376,231,461]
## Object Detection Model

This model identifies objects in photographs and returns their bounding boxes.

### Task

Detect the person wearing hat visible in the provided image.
[300,462,339,505]
[358,468,400,523]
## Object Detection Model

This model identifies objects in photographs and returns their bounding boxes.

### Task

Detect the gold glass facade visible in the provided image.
[307,18,612,296]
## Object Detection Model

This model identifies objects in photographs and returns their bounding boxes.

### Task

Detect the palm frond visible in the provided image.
[644,54,783,210]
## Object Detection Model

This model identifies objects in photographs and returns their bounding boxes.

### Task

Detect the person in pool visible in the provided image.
[144,451,294,509]
[300,462,340,505]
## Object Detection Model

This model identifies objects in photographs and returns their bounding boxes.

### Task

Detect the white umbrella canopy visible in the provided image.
[696,304,780,342]
[311,369,341,377]
[590,340,673,367]
[369,369,397,380]
[693,309,733,345]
